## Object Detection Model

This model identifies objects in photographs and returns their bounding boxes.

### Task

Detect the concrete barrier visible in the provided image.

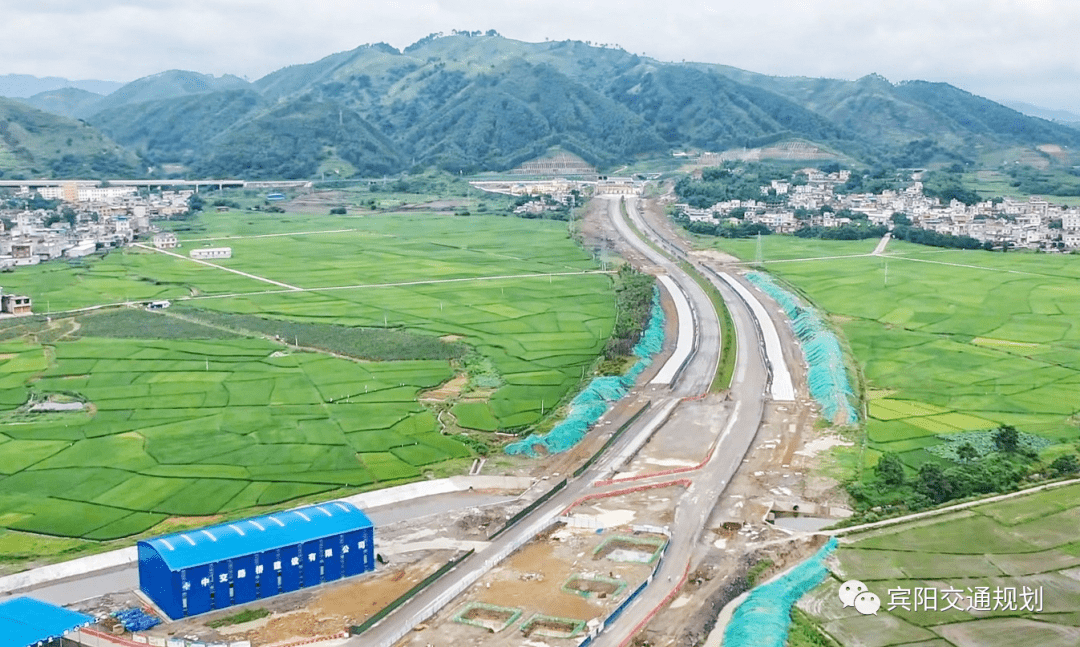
[0,547,138,595]
[341,476,535,510]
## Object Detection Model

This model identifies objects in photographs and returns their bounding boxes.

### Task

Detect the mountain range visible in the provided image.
[2,32,1078,179]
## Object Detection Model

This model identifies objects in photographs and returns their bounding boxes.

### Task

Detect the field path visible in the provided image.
[871,232,892,255]
[828,475,1080,538]
[736,253,874,265]
[883,254,1046,277]
[182,269,613,301]
[46,269,613,317]
[131,242,303,290]
[183,228,360,243]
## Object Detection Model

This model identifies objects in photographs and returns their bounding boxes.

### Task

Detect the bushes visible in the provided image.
[848,427,1053,514]
[603,264,656,358]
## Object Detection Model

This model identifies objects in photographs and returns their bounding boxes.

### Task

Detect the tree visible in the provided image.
[957,442,978,463]
[918,462,951,504]
[890,212,911,226]
[187,194,205,212]
[993,425,1020,453]
[1050,454,1080,477]
[875,453,906,486]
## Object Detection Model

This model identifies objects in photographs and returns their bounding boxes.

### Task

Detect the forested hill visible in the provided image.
[0,98,140,178]
[9,32,1080,179]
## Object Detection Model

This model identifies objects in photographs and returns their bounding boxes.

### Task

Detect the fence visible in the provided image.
[70,628,349,647]
[573,401,652,478]
[364,509,563,647]
[577,541,673,647]
[489,478,567,540]
[349,549,475,636]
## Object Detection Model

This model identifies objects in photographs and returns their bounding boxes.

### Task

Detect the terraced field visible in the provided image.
[707,236,1080,473]
[0,210,615,541]
[800,484,1080,647]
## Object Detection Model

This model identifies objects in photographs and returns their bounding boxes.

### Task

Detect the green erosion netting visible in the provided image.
[746,272,858,423]
[723,537,838,647]
[506,288,664,457]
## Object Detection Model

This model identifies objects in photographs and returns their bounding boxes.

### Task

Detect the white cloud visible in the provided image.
[0,0,1076,111]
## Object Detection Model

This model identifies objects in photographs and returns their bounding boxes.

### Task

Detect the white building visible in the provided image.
[190,247,232,259]
[36,186,65,200]
[66,241,96,258]
[153,232,179,249]
[78,186,137,203]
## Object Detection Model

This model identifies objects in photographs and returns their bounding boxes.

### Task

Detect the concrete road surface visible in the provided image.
[351,196,728,646]
[584,197,774,646]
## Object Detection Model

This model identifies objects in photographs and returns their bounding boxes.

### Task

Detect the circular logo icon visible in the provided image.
[838,580,868,608]
[855,591,881,615]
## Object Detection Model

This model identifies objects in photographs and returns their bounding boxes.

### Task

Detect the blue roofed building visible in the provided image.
[138,501,374,619]
[0,596,93,647]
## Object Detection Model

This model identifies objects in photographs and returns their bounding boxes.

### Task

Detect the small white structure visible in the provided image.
[66,241,97,259]
[190,246,232,259]
[153,232,178,249]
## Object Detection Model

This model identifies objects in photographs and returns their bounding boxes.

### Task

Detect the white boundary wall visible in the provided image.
[714,272,796,401]
[341,476,534,510]
[0,548,138,595]
[651,275,695,385]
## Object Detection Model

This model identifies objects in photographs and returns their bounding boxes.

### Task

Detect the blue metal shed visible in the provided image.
[0,597,93,647]
[138,501,374,619]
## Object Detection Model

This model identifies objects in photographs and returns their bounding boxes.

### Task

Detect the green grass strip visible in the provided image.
[617,199,736,391]
[207,608,271,628]
[682,262,737,391]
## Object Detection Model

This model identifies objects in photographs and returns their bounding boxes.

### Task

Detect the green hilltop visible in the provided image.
[0,97,140,178]
[5,32,1080,179]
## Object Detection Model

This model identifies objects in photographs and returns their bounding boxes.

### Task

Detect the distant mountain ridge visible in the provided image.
[0,74,122,98]
[1001,100,1080,126]
[4,33,1079,179]
[18,88,104,119]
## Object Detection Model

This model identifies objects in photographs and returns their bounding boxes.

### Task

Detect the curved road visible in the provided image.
[354,196,732,646]
[22,193,784,647]
[586,196,774,646]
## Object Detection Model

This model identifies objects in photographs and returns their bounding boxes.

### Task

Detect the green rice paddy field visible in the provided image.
[800,484,1080,647]
[708,236,1080,473]
[0,210,615,543]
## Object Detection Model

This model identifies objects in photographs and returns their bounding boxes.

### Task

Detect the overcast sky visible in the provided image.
[2,0,1077,112]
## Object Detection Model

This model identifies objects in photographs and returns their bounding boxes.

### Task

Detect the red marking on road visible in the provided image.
[593,396,721,487]
[618,561,692,647]
[563,479,691,515]
[80,628,143,647]
[594,443,715,487]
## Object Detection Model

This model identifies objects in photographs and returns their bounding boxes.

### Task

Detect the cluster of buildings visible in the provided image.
[673,169,1080,250]
[0,185,202,317]
[1,186,194,267]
